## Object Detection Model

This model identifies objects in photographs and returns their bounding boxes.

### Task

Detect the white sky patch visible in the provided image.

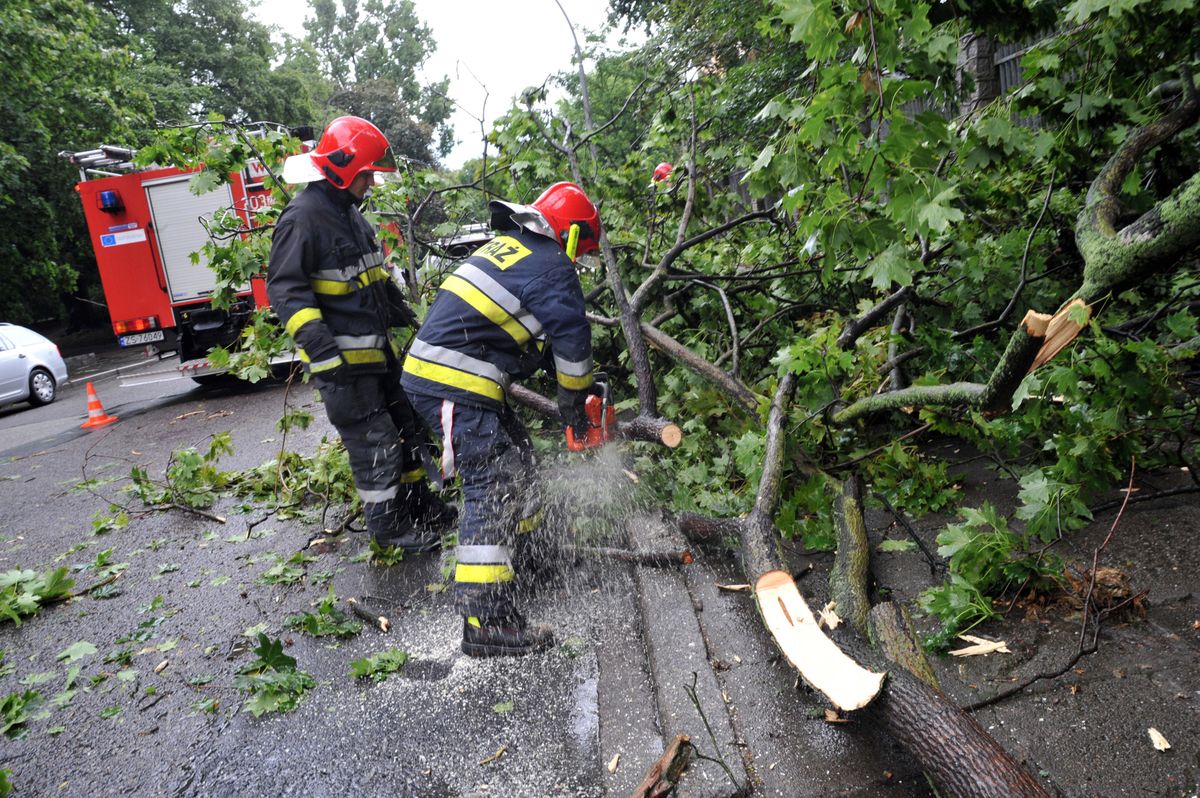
[252,0,641,168]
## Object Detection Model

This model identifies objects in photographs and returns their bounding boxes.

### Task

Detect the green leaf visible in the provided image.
[188,170,221,195]
[19,672,56,686]
[492,700,514,714]
[916,185,965,234]
[1164,311,1197,341]
[349,649,410,682]
[878,539,917,553]
[56,641,97,665]
[862,243,915,290]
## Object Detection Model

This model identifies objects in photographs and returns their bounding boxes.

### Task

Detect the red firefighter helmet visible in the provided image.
[530,182,602,257]
[284,116,395,188]
[652,162,673,182]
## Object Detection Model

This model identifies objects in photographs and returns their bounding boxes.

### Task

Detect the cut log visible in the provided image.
[568,544,693,567]
[620,414,683,448]
[345,597,390,633]
[755,569,886,711]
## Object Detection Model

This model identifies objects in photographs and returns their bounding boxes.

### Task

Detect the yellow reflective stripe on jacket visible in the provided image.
[285,307,323,338]
[557,371,594,390]
[357,266,390,287]
[516,509,544,535]
[403,355,505,401]
[553,352,593,390]
[302,350,343,373]
[310,278,356,296]
[310,266,390,296]
[342,349,386,365]
[454,563,515,584]
[441,274,532,344]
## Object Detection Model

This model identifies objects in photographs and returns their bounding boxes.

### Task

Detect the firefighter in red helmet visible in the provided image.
[268,116,454,551]
[402,182,602,657]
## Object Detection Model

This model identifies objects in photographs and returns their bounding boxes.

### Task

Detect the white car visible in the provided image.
[0,323,70,407]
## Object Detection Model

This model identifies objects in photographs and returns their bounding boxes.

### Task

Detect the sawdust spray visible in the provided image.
[514,441,652,606]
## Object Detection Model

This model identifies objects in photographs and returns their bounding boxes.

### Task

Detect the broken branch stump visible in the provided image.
[630,734,693,798]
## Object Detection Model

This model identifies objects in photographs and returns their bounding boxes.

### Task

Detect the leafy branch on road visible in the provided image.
[233,634,315,716]
[284,587,363,639]
[0,567,73,627]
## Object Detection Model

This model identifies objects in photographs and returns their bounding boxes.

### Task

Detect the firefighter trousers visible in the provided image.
[316,367,427,539]
[407,393,544,620]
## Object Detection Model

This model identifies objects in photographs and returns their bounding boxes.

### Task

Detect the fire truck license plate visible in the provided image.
[119,331,165,346]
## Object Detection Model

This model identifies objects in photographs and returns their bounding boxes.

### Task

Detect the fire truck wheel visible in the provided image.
[28,368,57,406]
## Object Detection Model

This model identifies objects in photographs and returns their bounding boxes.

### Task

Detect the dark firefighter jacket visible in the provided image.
[401,227,593,410]
[267,181,413,376]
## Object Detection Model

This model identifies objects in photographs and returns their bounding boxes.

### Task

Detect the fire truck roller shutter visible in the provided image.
[143,176,244,302]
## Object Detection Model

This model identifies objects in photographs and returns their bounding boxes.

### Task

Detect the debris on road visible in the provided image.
[346,597,390,632]
[631,734,692,798]
[950,635,1011,658]
[480,745,507,766]
[1148,728,1171,751]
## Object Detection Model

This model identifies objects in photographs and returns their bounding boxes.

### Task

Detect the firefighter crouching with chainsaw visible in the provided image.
[401,182,602,657]
[267,116,453,552]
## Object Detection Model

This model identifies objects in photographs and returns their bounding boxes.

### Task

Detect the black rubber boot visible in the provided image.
[367,499,441,554]
[374,524,441,554]
[405,481,458,533]
[461,615,554,657]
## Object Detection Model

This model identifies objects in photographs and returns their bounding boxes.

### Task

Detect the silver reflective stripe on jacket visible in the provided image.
[334,334,388,350]
[408,340,511,388]
[553,353,593,377]
[456,544,513,566]
[453,263,545,339]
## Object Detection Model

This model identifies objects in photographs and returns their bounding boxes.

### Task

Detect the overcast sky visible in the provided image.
[252,0,637,169]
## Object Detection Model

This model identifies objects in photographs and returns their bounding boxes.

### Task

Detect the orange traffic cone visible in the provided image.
[80,382,118,429]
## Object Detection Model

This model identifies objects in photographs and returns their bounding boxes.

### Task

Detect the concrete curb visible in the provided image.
[630,512,745,797]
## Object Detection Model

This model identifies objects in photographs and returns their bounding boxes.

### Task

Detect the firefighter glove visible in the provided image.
[390,293,419,329]
[557,386,590,438]
[313,356,351,384]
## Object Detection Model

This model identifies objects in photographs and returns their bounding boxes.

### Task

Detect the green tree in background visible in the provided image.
[0,0,153,325]
[303,0,454,163]
[95,0,318,125]
[1,0,459,324]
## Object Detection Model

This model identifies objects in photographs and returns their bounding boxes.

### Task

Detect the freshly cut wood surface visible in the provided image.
[755,569,885,711]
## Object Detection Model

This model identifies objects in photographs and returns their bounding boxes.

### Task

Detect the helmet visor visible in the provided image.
[364,145,398,173]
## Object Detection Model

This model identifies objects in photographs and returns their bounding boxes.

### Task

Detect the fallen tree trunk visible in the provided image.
[825,479,1051,797]
[702,374,1051,797]
[833,308,1050,424]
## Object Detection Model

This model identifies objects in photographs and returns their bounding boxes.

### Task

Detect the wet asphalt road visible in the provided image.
[0,369,621,797]
[1,353,1198,797]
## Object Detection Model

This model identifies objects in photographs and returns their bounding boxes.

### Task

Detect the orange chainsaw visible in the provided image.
[565,374,618,452]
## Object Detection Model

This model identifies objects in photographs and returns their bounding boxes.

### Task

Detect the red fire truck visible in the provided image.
[63,143,279,381]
